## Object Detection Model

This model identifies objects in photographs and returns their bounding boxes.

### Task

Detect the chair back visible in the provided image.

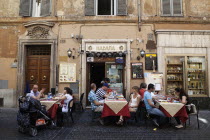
[190,100,199,114]
[80,93,84,102]
[68,99,74,113]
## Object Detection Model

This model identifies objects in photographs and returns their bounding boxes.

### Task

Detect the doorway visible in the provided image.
[25,45,51,94]
[86,63,105,105]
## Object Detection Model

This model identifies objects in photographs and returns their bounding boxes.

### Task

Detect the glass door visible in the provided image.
[105,62,124,94]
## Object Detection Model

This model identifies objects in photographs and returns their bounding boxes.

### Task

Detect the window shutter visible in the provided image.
[85,0,95,16]
[162,0,171,15]
[117,0,127,16]
[173,0,182,15]
[40,0,51,17]
[19,0,32,17]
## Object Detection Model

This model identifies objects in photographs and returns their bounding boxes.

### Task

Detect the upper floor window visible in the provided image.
[161,0,183,16]
[85,0,127,16]
[97,0,116,15]
[19,0,51,17]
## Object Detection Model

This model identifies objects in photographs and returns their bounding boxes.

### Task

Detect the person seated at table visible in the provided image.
[174,88,189,129]
[56,87,73,126]
[96,83,110,102]
[139,83,147,99]
[129,86,141,112]
[88,83,104,112]
[144,84,166,127]
[27,84,45,100]
[57,87,73,113]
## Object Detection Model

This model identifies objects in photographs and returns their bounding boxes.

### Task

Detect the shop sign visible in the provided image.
[116,57,124,63]
[86,43,126,52]
[87,57,94,62]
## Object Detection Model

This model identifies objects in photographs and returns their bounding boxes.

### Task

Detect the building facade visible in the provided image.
[0,0,210,108]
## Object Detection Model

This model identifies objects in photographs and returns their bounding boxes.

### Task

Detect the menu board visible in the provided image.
[144,73,163,91]
[145,53,157,70]
[131,63,144,79]
[59,62,76,83]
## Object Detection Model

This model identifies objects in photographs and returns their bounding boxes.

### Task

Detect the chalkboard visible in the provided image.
[131,63,144,79]
[145,54,157,70]
[70,80,79,94]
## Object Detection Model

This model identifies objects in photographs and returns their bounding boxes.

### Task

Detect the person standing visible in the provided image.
[144,84,166,127]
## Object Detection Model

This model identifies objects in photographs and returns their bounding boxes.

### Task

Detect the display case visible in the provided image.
[166,56,184,95]
[187,56,206,96]
[166,56,207,97]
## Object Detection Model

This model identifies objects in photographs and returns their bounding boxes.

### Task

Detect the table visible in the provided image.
[40,99,61,119]
[158,102,188,123]
[101,98,130,118]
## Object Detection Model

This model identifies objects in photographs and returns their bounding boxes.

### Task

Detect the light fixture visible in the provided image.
[140,49,145,58]
[67,48,72,58]
[102,53,107,57]
[108,52,112,57]
[96,52,101,57]
[118,51,123,57]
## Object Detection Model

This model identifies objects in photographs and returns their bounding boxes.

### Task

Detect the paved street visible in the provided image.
[0,108,210,140]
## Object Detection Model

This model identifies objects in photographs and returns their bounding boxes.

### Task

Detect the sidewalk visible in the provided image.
[0,108,210,140]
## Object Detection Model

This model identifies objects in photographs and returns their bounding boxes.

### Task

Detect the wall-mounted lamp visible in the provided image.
[67,48,72,58]
[140,49,145,58]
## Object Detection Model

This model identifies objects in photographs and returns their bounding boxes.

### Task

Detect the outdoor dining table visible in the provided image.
[101,98,130,118]
[158,102,188,123]
[39,98,61,119]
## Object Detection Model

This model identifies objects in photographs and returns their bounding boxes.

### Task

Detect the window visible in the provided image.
[96,0,116,15]
[161,0,182,16]
[85,0,127,16]
[19,0,51,17]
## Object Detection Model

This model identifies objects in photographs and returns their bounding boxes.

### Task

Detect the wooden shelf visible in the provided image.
[188,72,204,73]
[188,62,202,64]
[188,88,204,90]
[167,80,183,82]
[188,79,204,81]
[189,94,208,97]
[167,72,183,74]
[167,64,183,66]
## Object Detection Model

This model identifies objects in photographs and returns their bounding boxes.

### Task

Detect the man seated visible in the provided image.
[88,83,104,112]
[27,84,45,100]
[144,84,166,127]
[96,83,109,102]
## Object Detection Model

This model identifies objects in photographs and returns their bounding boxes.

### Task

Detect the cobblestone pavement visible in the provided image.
[0,108,210,140]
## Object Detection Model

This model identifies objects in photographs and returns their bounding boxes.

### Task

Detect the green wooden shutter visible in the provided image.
[19,0,32,17]
[40,0,51,17]
[162,0,171,15]
[173,0,182,15]
[85,0,95,16]
[117,0,127,16]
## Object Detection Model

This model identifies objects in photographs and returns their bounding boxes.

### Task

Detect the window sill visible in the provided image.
[160,15,184,17]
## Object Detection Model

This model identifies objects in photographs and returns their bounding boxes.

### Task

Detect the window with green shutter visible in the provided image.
[19,0,51,17]
[161,0,183,16]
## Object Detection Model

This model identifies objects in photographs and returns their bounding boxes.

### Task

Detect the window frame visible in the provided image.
[161,0,183,17]
[95,0,117,16]
[32,0,42,17]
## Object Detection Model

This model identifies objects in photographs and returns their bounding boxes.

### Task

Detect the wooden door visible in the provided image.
[26,55,50,94]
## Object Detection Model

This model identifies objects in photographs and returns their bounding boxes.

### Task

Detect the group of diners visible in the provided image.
[88,81,189,128]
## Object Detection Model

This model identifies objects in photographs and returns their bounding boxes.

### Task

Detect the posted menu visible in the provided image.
[59,62,76,83]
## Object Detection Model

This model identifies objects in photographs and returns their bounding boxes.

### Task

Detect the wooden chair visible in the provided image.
[74,93,84,111]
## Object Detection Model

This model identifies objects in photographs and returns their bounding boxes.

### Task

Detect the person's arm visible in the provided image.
[180,96,187,104]
[93,100,103,106]
[147,99,157,108]
[58,95,67,102]
[104,94,109,98]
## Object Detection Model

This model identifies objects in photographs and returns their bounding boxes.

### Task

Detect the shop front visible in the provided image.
[156,30,210,109]
[81,39,131,106]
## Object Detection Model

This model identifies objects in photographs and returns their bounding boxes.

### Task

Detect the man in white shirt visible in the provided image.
[27,84,45,99]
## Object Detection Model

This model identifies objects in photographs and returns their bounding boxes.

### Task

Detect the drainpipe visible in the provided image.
[138,0,141,32]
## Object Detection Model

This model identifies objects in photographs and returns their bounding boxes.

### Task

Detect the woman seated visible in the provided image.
[129,86,141,112]
[174,88,189,129]
[56,87,73,126]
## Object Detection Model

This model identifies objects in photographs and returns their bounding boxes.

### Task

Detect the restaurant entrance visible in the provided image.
[86,59,125,106]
